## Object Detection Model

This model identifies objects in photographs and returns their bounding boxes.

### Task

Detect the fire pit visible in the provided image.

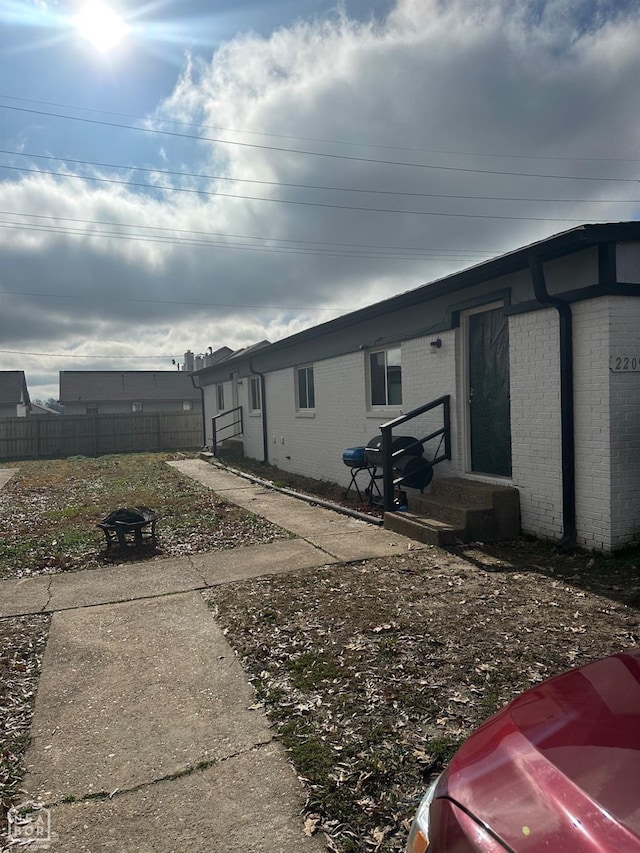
[97,506,158,551]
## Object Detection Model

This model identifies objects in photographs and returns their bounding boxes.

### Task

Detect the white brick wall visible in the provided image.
[259,335,458,490]
[509,297,640,551]
[509,309,564,542]
[265,353,372,486]
[572,300,613,551]
[403,330,459,478]
[608,297,640,549]
[204,292,640,551]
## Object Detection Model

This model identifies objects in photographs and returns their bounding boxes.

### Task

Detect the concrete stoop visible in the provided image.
[218,438,245,456]
[383,477,520,546]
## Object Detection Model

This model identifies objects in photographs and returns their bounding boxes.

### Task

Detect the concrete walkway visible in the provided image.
[0,459,424,851]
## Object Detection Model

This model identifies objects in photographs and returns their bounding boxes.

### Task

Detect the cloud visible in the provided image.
[2,0,640,398]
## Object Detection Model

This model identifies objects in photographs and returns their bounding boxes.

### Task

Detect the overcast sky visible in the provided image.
[1,0,639,400]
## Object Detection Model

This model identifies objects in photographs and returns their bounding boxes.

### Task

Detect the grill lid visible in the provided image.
[365,434,423,466]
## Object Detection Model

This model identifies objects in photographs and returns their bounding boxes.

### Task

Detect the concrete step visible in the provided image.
[407,494,494,533]
[218,438,245,457]
[383,510,464,546]
[428,476,515,508]
[386,478,520,546]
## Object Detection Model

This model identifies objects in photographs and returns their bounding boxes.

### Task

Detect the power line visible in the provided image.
[2,148,637,204]
[0,219,488,261]
[0,164,619,223]
[0,348,181,359]
[2,103,638,183]
[0,209,491,256]
[0,287,352,309]
[3,93,640,165]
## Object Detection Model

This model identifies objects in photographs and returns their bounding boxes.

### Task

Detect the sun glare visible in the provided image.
[74,2,129,53]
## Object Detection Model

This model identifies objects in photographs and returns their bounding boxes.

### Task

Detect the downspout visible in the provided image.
[528,252,577,548]
[190,373,207,449]
[248,358,269,463]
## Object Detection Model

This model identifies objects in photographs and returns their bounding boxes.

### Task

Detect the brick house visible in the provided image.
[193,222,640,553]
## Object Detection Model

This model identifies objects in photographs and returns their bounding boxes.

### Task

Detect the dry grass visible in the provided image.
[0,452,287,580]
[207,540,640,852]
[0,451,287,842]
[1,453,640,851]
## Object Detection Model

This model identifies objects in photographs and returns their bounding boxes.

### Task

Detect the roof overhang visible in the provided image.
[193,221,640,377]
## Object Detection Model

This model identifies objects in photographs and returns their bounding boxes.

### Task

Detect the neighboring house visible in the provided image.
[59,371,203,415]
[30,402,62,416]
[0,371,31,417]
[193,221,640,553]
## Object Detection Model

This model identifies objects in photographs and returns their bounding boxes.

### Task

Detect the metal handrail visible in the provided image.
[211,406,243,456]
[380,395,451,512]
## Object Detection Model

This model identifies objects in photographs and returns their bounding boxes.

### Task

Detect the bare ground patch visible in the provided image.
[0,451,288,843]
[206,547,640,852]
[2,454,640,850]
[0,452,287,580]
[0,615,49,843]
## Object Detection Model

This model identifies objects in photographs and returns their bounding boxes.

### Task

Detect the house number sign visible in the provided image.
[610,355,640,373]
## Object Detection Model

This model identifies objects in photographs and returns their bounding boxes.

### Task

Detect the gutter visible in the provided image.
[528,252,577,548]
[190,373,207,449]
[248,357,269,463]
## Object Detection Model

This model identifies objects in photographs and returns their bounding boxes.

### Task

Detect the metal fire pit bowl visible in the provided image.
[97,506,158,551]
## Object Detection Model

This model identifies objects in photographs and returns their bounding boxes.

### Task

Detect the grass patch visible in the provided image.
[285,651,343,690]
[206,547,639,851]
[0,452,287,579]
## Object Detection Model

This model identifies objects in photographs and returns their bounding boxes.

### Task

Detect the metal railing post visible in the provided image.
[381,423,394,512]
[443,396,451,460]
[212,417,218,456]
[377,394,452,514]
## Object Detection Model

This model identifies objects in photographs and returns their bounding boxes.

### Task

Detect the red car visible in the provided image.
[406,648,640,852]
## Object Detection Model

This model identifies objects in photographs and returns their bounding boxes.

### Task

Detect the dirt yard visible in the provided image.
[206,542,640,851]
[1,453,639,851]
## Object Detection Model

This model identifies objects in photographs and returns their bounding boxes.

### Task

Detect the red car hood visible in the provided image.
[440,648,640,852]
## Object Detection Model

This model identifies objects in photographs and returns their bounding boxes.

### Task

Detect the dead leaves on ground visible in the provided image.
[206,552,639,852]
[0,454,286,580]
[0,615,49,841]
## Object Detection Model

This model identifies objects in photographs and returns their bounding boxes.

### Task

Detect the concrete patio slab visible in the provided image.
[0,540,341,617]
[168,458,385,542]
[168,460,258,494]
[48,742,322,852]
[0,575,52,618]
[0,467,19,490]
[310,529,428,561]
[190,538,338,586]
[23,592,271,802]
[2,454,422,850]
[230,494,363,537]
[46,557,203,613]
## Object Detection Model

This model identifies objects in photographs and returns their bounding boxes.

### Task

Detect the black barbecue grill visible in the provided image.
[342,435,433,505]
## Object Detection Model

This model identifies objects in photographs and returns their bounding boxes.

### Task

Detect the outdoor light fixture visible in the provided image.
[430,338,442,349]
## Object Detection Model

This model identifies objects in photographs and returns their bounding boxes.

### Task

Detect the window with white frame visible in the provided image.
[131,402,143,413]
[216,383,224,411]
[249,376,261,412]
[296,365,315,410]
[369,347,402,406]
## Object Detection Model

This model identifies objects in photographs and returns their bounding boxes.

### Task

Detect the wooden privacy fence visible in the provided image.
[0,412,204,460]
